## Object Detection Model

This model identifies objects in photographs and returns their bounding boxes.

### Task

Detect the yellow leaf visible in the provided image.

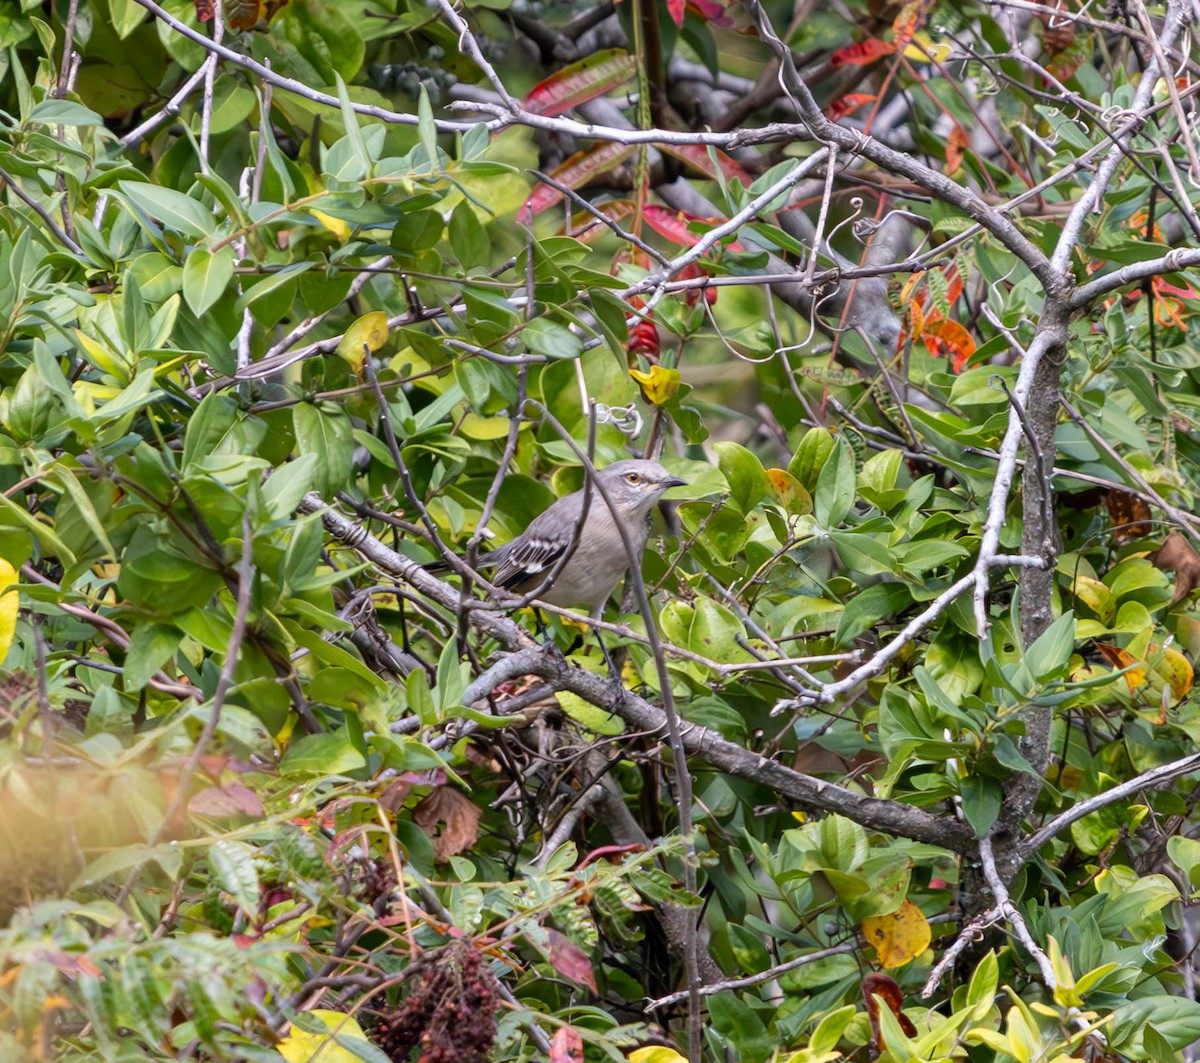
[629,366,681,406]
[861,898,931,969]
[0,559,19,665]
[277,1010,371,1063]
[902,31,953,63]
[310,209,349,242]
[629,1048,689,1063]
[337,312,391,376]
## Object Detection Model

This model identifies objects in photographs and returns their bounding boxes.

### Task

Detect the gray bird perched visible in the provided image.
[458,458,686,615]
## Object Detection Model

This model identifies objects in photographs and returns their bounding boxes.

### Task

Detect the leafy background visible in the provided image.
[4,0,1200,1061]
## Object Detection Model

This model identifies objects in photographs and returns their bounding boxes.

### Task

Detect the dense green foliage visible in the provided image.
[5,0,1200,1060]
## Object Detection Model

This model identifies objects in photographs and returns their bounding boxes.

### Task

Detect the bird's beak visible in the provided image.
[661,476,688,489]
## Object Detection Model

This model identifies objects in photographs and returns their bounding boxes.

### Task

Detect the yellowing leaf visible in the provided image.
[1150,642,1194,700]
[310,209,349,242]
[629,366,681,406]
[629,1048,689,1063]
[73,329,129,380]
[337,311,390,376]
[277,1011,371,1063]
[0,559,19,665]
[861,898,931,969]
[765,468,813,516]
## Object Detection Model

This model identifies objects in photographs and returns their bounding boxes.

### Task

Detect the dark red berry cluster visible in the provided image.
[372,942,499,1063]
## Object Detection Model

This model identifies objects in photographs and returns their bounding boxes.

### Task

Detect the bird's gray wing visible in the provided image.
[490,493,582,591]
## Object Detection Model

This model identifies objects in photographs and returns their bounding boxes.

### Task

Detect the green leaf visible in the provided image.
[262,454,320,521]
[707,993,773,1063]
[522,318,583,359]
[280,731,368,776]
[960,776,1002,837]
[835,583,911,646]
[1024,610,1075,682]
[814,437,855,528]
[788,426,834,492]
[448,201,490,270]
[118,180,215,238]
[209,840,259,918]
[714,441,769,514]
[124,623,181,692]
[183,246,235,317]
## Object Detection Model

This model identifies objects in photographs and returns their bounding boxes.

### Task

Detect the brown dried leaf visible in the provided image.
[188,784,264,818]
[1148,531,1200,604]
[546,929,597,992]
[1104,490,1153,540]
[412,787,482,862]
[862,972,916,1052]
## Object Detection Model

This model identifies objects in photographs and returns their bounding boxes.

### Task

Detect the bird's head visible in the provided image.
[595,459,688,516]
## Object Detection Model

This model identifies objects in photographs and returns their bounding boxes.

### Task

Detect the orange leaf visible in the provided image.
[861,899,932,969]
[830,38,896,67]
[922,319,975,371]
[945,124,970,175]
[891,0,924,49]
[1096,643,1148,691]
[550,1027,585,1063]
[522,50,637,117]
[828,93,877,119]
[766,468,813,516]
[908,297,925,341]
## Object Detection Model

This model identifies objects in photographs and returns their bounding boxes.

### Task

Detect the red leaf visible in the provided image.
[567,200,636,244]
[522,50,637,117]
[226,0,260,29]
[643,204,743,252]
[830,38,895,67]
[862,973,917,1052]
[546,929,597,991]
[550,1026,585,1063]
[828,92,877,119]
[518,142,636,222]
[657,142,752,186]
[667,0,686,26]
[686,0,730,21]
[193,0,215,20]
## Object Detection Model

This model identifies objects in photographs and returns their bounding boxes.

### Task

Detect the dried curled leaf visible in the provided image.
[1105,490,1153,541]
[412,787,482,862]
[1148,530,1200,602]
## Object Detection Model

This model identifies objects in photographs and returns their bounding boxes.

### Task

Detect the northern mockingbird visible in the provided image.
[453,459,686,615]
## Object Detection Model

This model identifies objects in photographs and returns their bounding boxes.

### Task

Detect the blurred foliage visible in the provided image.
[3,0,1200,1060]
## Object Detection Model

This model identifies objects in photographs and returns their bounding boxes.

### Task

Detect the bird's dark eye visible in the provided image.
[626,473,641,484]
